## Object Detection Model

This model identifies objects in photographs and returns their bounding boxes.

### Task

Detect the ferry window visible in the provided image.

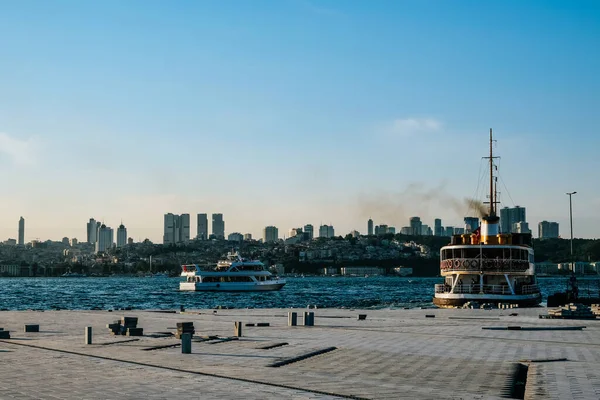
[464,248,480,259]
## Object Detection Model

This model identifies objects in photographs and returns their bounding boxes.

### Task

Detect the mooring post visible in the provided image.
[85,326,92,345]
[234,321,242,337]
[288,311,297,326]
[181,333,192,354]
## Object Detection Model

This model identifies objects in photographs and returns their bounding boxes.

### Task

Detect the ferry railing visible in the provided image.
[435,284,536,295]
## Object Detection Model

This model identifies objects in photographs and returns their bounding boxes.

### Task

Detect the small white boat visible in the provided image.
[61,271,87,278]
[179,252,286,292]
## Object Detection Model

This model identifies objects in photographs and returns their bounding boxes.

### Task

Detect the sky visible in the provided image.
[0,0,599,242]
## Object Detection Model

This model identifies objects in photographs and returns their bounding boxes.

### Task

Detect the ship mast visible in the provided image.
[489,128,494,217]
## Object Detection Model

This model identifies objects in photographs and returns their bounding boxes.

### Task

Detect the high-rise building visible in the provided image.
[117,223,127,248]
[464,217,480,233]
[95,224,114,253]
[500,206,526,234]
[387,226,396,234]
[421,225,432,236]
[289,228,303,237]
[513,221,531,234]
[163,213,190,245]
[434,219,442,236]
[400,226,411,235]
[196,213,208,240]
[304,224,314,240]
[228,232,243,242]
[444,226,454,237]
[538,221,559,239]
[18,217,24,245]
[319,225,335,238]
[87,218,98,244]
[212,213,225,239]
[69,238,78,247]
[375,224,388,235]
[263,226,279,243]
[409,217,422,236]
[243,233,253,241]
[367,219,374,235]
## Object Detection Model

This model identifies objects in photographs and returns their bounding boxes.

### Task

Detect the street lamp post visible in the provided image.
[566,191,577,269]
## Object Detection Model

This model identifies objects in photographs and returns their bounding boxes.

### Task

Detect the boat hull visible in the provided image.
[433,293,542,308]
[180,281,286,292]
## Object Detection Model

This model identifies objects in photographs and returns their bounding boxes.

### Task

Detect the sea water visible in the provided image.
[0,276,593,311]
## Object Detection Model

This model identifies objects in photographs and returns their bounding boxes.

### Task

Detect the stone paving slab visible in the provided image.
[1,307,599,399]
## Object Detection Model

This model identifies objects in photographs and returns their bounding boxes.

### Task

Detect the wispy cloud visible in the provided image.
[0,132,37,166]
[385,118,442,137]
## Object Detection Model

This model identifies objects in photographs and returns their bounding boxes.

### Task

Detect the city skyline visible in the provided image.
[1,1,599,241]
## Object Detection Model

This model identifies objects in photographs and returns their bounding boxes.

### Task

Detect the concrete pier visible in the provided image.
[0,307,599,399]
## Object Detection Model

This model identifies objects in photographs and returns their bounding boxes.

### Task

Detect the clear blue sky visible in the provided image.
[0,0,599,242]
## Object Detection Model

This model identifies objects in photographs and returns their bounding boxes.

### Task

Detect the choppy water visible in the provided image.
[0,276,597,311]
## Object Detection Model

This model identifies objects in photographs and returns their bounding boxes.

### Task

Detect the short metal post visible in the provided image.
[303,311,310,326]
[309,311,315,326]
[84,326,92,345]
[181,333,192,354]
[288,312,297,326]
[234,321,242,337]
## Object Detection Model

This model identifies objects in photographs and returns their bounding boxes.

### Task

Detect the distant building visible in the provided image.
[350,230,361,238]
[421,225,432,236]
[500,206,526,234]
[163,213,190,245]
[513,221,531,234]
[4,239,16,246]
[263,226,279,243]
[95,224,114,254]
[228,232,243,242]
[434,219,443,236]
[117,223,127,248]
[375,224,388,235]
[409,217,422,236]
[18,217,25,246]
[289,228,303,237]
[304,224,314,240]
[400,226,411,235]
[319,225,335,238]
[62,237,70,246]
[127,237,134,245]
[69,238,78,247]
[538,221,559,239]
[454,227,465,235]
[367,219,374,235]
[464,217,479,233]
[387,226,396,234]
[243,233,252,241]
[87,218,99,244]
[197,213,208,240]
[444,227,454,237]
[212,213,225,239]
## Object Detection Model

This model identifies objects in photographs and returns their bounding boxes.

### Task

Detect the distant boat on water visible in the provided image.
[61,271,86,278]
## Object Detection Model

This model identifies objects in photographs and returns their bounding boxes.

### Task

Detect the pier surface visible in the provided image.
[1,307,599,399]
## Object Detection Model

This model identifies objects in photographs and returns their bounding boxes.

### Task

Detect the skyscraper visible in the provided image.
[95,224,114,253]
[434,218,442,236]
[304,224,314,240]
[367,218,374,235]
[196,213,208,240]
[464,217,480,233]
[212,213,225,239]
[538,221,559,239]
[263,226,279,242]
[87,218,98,244]
[500,206,526,233]
[18,217,24,246]
[163,213,190,245]
[319,225,335,238]
[116,223,127,248]
[409,217,422,236]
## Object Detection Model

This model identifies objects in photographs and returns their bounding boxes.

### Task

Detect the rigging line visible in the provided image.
[498,173,516,208]
[467,158,487,217]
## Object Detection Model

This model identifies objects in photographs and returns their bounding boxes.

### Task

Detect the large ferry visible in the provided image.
[433,129,542,308]
[179,252,286,291]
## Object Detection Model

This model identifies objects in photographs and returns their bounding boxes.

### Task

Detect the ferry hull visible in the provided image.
[180,281,286,292]
[433,293,542,308]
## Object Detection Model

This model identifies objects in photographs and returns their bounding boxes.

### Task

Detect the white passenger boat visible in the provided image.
[179,252,286,291]
[433,129,542,308]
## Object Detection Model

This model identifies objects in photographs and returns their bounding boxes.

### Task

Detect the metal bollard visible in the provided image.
[309,311,315,326]
[234,321,242,337]
[303,311,310,326]
[288,312,297,326]
[181,333,192,354]
[85,326,92,345]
